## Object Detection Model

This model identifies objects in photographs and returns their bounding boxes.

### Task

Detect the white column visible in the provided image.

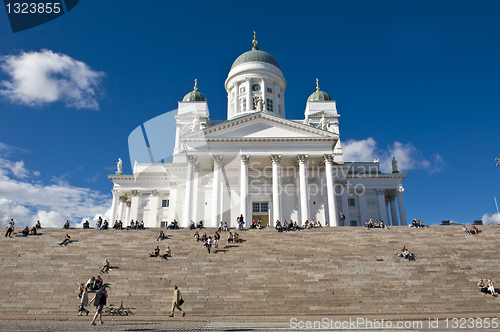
[385,200,391,226]
[124,202,131,225]
[235,82,240,113]
[110,190,120,221]
[396,187,407,226]
[339,180,350,226]
[358,194,368,226]
[324,154,338,227]
[212,155,223,227]
[239,154,249,227]
[262,78,267,110]
[282,90,285,116]
[130,190,140,222]
[389,194,399,226]
[273,83,279,115]
[149,190,160,227]
[192,166,199,223]
[182,155,196,228]
[169,184,178,222]
[246,77,251,111]
[118,196,126,222]
[376,189,389,223]
[298,154,309,225]
[271,154,282,227]
[174,124,181,154]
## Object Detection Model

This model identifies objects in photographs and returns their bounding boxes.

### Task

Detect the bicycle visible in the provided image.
[102,301,129,316]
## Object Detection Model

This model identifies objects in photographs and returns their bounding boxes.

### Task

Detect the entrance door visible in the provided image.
[252,202,269,227]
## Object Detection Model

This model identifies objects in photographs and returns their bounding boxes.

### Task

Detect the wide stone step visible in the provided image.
[1,226,499,316]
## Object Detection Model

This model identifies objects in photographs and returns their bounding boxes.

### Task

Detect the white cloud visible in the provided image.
[482,213,500,225]
[342,137,378,162]
[0,143,110,228]
[0,50,104,109]
[342,137,445,174]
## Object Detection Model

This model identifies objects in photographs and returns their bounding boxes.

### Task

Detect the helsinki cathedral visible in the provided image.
[108,34,408,228]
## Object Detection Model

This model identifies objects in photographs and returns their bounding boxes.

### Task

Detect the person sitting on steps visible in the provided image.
[100,220,109,230]
[256,220,264,229]
[85,277,96,291]
[149,246,160,257]
[402,248,415,261]
[478,279,488,294]
[488,279,498,296]
[95,276,103,290]
[161,246,171,260]
[294,221,301,230]
[100,260,110,274]
[470,225,479,234]
[157,230,166,241]
[59,234,71,246]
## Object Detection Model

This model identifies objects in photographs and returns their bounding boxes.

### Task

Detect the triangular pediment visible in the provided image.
[182,112,339,141]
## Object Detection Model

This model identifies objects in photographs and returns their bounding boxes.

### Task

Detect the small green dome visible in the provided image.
[308,90,332,102]
[183,90,206,102]
[231,47,280,70]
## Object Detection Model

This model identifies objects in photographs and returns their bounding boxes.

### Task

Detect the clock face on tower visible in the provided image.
[252,84,261,91]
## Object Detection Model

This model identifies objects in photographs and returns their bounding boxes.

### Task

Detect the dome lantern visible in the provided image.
[307,78,331,102]
[182,78,206,102]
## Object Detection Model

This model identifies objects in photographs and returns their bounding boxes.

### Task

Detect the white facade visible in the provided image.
[108,38,407,228]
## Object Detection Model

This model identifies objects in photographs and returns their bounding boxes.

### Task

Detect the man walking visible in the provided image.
[88,285,107,325]
[169,285,185,317]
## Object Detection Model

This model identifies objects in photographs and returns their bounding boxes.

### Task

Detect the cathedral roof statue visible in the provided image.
[231,32,281,70]
[182,79,207,102]
[308,78,332,102]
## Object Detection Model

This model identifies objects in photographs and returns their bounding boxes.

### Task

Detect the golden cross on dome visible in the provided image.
[194,78,198,91]
[316,78,319,91]
[252,31,258,47]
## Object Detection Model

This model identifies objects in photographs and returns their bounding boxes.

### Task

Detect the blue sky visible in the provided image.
[0,0,499,226]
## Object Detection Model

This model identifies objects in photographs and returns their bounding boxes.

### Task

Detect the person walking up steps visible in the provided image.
[169,285,185,317]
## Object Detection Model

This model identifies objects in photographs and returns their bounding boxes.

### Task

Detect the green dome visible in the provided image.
[182,90,206,102]
[231,47,280,70]
[308,90,332,102]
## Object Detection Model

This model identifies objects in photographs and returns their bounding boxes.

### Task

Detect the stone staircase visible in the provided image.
[0,225,499,317]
